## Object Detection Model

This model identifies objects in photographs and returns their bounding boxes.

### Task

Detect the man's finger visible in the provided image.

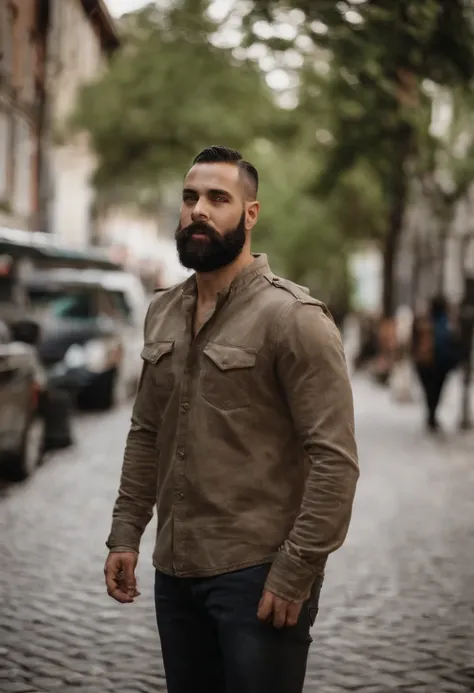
[104,560,135,603]
[122,561,137,597]
[272,600,288,629]
[105,572,134,603]
[108,585,135,603]
[117,573,141,598]
[104,563,117,594]
[285,601,303,627]
[257,590,273,622]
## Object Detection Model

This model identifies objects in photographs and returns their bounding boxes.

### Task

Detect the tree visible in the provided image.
[412,86,474,292]
[70,0,374,305]
[248,133,385,308]
[244,0,474,315]
[70,0,277,199]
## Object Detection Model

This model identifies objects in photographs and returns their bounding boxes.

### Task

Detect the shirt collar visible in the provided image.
[181,253,272,299]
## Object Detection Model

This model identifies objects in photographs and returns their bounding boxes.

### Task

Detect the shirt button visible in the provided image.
[177,447,185,458]
[181,402,189,411]
[178,492,185,500]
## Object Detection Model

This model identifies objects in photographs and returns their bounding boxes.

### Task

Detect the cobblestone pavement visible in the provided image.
[0,375,473,693]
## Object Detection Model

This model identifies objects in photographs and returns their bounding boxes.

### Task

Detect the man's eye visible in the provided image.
[214,196,227,203]
[183,195,196,203]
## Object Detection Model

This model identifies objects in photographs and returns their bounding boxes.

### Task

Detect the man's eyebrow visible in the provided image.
[208,188,232,198]
[182,187,233,198]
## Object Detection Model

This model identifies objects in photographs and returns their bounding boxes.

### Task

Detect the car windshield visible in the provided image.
[109,290,131,320]
[27,288,95,321]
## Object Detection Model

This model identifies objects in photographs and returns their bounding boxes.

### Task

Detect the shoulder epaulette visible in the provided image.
[266,274,330,316]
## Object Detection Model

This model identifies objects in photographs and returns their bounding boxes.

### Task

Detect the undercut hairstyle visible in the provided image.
[193,146,259,200]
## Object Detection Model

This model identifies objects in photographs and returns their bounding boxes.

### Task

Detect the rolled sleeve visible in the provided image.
[265,302,359,601]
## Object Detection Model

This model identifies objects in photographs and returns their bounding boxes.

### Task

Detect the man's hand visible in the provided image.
[257,589,304,629]
[104,551,140,604]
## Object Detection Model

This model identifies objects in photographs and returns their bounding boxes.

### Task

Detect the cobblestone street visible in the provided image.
[0,374,473,693]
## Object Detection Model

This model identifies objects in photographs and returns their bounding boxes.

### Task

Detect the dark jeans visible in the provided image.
[416,364,450,428]
[154,564,322,693]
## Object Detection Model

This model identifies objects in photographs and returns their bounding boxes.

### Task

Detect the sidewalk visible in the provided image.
[308,373,474,692]
[0,369,473,692]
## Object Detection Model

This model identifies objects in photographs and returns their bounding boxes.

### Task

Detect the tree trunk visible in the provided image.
[382,125,412,318]
[437,204,457,296]
[410,236,421,310]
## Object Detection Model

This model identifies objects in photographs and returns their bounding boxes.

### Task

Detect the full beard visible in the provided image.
[175,212,246,273]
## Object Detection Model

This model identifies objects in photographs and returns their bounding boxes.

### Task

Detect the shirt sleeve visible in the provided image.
[106,305,159,554]
[264,301,359,601]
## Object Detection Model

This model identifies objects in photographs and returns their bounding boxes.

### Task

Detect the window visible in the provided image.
[0,4,14,81]
[97,290,121,320]
[0,110,10,200]
[21,35,35,103]
[110,290,132,321]
[28,289,95,321]
[0,320,11,345]
[48,0,62,63]
[12,115,33,218]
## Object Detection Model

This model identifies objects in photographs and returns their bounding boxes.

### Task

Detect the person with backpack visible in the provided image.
[412,295,461,432]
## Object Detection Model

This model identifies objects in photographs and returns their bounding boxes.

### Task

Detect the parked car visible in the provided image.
[23,269,148,411]
[0,319,73,481]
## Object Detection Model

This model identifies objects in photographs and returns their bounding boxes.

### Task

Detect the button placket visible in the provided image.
[174,347,192,513]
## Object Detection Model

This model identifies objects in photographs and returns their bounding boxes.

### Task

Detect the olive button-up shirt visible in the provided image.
[107,254,359,601]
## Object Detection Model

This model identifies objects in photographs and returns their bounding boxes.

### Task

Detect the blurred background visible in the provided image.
[0,1,474,692]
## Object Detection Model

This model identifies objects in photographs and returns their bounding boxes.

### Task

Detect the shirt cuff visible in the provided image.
[264,551,327,602]
[107,546,139,554]
[106,522,142,553]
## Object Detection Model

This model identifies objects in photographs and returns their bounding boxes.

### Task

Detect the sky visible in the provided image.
[105,0,232,19]
[105,0,149,16]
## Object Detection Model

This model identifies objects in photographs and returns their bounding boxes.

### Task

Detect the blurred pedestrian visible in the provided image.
[353,312,379,371]
[412,295,461,432]
[390,305,415,403]
[104,146,359,693]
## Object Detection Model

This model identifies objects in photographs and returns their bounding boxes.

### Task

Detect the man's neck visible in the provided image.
[195,250,254,303]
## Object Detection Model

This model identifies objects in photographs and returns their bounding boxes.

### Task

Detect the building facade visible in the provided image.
[42,0,119,246]
[0,0,39,230]
[0,0,119,242]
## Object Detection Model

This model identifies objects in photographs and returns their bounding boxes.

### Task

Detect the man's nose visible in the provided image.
[191,199,210,222]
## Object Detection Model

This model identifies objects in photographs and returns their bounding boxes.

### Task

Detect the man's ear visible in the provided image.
[245,201,260,231]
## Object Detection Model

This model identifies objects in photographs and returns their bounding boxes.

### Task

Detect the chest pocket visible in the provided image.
[201,343,257,411]
[141,340,175,409]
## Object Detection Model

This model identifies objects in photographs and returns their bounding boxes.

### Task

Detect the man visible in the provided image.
[412,295,461,432]
[105,146,359,693]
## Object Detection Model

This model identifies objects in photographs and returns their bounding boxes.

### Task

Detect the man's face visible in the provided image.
[175,162,258,273]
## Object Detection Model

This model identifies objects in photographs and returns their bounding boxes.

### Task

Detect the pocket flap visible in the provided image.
[141,341,174,364]
[203,343,256,371]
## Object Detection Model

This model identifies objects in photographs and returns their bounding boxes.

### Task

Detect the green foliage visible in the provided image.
[71,0,276,192]
[71,0,474,312]
[249,139,385,302]
[246,0,474,313]
[70,0,365,304]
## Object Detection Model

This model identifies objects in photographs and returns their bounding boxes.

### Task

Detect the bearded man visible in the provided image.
[105,145,359,693]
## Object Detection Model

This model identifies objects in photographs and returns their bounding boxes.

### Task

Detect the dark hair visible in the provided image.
[193,145,259,199]
[430,295,448,319]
